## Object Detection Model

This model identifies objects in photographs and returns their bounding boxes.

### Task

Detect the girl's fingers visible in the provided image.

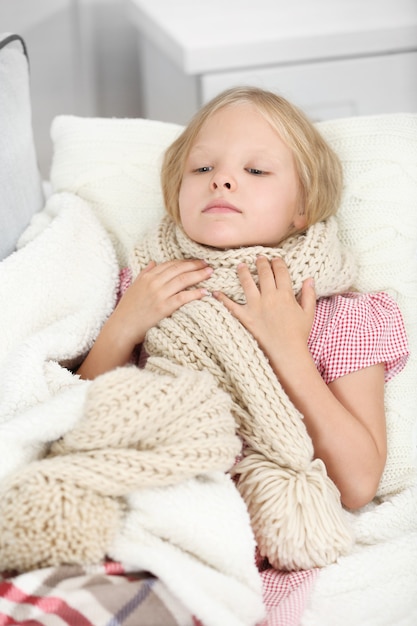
[170,286,211,309]
[299,277,316,318]
[236,262,260,299]
[269,257,293,290]
[136,258,212,294]
[149,258,209,280]
[140,260,157,274]
[167,263,213,292]
[213,291,241,318]
[153,259,212,291]
[255,256,279,292]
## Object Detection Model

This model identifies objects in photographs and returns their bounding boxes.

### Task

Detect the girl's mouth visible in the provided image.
[203,200,241,214]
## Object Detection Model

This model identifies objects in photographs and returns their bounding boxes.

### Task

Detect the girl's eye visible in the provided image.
[247,168,266,176]
[194,166,212,173]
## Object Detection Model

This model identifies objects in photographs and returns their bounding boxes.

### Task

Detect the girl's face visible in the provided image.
[178,103,306,249]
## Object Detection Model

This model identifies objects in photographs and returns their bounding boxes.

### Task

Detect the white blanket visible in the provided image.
[302,488,417,626]
[0,193,265,626]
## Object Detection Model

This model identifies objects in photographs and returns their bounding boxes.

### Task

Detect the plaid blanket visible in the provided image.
[0,563,317,626]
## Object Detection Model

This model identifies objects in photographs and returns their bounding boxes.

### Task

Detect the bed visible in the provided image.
[1,33,417,626]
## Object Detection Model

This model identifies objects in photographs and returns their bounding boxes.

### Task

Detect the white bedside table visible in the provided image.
[128,0,417,124]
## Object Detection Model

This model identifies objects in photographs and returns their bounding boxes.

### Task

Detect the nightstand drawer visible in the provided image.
[201,51,417,121]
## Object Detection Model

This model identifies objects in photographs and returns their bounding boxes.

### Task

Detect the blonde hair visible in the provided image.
[161,86,343,230]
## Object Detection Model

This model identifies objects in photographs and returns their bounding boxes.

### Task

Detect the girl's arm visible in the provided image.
[213,256,387,510]
[77,259,213,380]
[273,349,386,510]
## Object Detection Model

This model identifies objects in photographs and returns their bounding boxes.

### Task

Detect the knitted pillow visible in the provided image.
[32,111,417,498]
[317,115,417,496]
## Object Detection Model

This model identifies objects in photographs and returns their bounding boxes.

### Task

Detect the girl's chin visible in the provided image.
[193,234,277,249]
[193,235,247,250]
[184,229,239,249]
[183,225,276,249]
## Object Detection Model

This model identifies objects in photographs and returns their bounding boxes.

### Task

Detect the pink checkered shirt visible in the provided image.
[308,291,409,384]
[119,268,409,383]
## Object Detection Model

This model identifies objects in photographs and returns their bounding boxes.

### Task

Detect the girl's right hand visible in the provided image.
[111,258,213,349]
[76,258,213,380]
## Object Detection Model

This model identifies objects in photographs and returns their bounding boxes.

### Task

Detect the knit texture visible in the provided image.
[318,114,417,498]
[0,364,240,571]
[130,215,357,570]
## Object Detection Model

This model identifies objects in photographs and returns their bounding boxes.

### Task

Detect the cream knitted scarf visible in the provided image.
[131,215,358,570]
[0,365,241,571]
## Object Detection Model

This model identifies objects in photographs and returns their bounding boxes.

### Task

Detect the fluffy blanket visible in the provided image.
[301,489,417,626]
[0,193,265,626]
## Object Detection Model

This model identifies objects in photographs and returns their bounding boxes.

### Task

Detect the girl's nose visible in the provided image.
[210,172,236,191]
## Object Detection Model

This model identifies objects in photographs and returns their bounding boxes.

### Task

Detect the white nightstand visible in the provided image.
[128,0,417,124]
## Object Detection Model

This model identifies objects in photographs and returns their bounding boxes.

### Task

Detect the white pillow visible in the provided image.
[0,33,44,261]
[49,116,183,266]
[46,111,417,497]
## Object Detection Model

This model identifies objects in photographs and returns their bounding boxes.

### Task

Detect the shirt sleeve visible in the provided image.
[116,266,133,303]
[116,267,146,367]
[311,292,410,384]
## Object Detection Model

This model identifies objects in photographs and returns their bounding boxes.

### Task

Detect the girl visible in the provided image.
[77,86,408,516]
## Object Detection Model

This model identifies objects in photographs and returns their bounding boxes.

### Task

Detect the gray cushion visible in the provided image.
[0,33,44,260]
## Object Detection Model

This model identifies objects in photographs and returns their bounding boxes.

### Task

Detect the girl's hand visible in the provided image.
[77,258,213,380]
[213,256,316,369]
[113,258,213,347]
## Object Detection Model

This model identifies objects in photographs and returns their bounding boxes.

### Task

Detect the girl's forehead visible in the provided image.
[189,103,289,157]
[203,102,262,127]
[200,102,287,141]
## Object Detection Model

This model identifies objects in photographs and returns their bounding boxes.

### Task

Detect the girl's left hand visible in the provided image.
[215,256,388,510]
[213,256,316,369]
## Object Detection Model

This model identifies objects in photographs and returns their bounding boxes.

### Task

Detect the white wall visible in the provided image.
[0,0,142,176]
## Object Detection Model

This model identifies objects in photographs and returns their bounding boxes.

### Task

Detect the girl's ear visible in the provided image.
[293,211,308,231]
